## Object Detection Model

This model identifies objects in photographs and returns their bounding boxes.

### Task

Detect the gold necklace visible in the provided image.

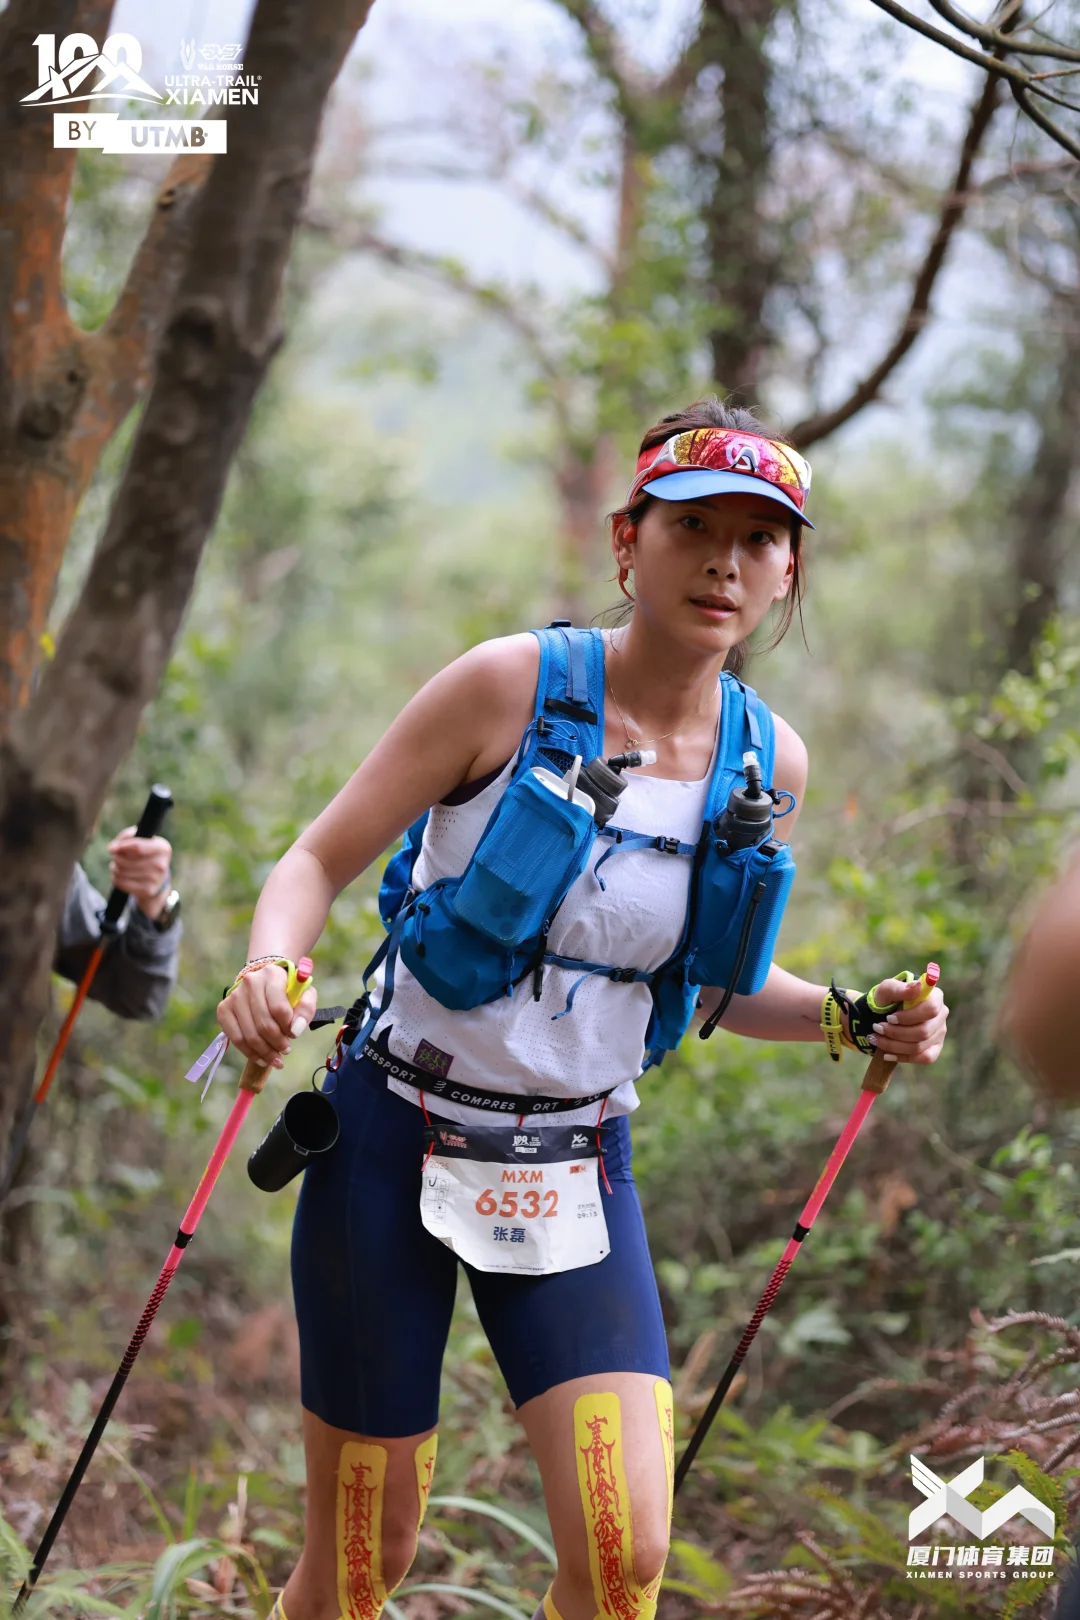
[605,634,718,750]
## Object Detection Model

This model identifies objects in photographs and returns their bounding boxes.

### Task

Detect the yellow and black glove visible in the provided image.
[820,978,913,1061]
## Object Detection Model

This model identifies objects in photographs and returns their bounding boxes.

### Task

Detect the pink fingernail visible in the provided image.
[884,1052,899,1063]
[291,1017,308,1038]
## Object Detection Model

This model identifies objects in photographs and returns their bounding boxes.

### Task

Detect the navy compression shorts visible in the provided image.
[291,1042,670,1437]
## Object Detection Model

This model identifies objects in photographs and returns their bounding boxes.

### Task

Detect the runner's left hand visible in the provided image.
[108,826,173,920]
[865,975,948,1064]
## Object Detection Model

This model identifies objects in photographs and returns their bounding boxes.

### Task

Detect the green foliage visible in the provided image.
[9,17,1080,1619]
[0,1500,275,1619]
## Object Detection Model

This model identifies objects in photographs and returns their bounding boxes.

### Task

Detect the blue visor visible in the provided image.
[643,469,814,529]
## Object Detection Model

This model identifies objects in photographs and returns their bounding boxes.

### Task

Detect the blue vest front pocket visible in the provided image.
[689,838,796,996]
[399,879,519,1010]
[452,770,597,947]
[397,771,598,1011]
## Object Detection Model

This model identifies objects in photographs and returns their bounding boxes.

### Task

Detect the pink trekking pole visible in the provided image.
[13,958,314,1612]
[673,964,940,1493]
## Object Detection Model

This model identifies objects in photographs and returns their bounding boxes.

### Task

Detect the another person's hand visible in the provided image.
[217,961,320,1069]
[860,974,949,1064]
[108,826,173,919]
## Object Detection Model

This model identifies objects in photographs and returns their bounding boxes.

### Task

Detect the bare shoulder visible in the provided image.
[436,632,539,719]
[421,632,540,774]
[771,711,809,800]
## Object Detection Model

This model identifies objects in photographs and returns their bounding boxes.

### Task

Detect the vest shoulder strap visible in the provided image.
[704,672,778,819]
[528,625,605,766]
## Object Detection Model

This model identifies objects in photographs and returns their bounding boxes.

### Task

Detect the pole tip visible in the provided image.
[297,957,314,981]
[925,962,941,987]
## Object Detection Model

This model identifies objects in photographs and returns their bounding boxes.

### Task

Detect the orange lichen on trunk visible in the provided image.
[0,120,210,722]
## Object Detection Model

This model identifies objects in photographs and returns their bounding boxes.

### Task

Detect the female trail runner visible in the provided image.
[219,398,949,1620]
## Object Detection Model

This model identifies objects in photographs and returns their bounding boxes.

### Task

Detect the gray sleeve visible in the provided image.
[54,865,181,1022]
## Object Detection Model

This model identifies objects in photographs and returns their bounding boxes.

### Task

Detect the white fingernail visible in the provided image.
[290,1017,308,1038]
[884,1052,899,1062]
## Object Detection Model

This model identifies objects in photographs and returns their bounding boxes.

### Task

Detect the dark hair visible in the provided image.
[603,396,808,676]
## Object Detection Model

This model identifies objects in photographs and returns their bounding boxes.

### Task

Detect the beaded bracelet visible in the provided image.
[226,956,296,997]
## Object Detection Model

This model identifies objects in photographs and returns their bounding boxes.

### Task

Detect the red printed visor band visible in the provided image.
[628,428,814,528]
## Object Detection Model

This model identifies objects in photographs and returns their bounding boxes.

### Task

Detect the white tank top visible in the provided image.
[371,719,719,1128]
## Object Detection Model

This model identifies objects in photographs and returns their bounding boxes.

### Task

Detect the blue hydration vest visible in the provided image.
[364,625,796,1069]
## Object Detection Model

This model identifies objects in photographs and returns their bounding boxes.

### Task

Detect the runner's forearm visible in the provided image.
[248,845,338,962]
[698,963,826,1043]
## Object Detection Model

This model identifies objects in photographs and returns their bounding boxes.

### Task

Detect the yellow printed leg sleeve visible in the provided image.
[382,1433,439,1599]
[641,1380,674,1605]
[531,1588,565,1620]
[336,1435,438,1618]
[573,1391,660,1620]
[336,1442,389,1620]
[414,1432,438,1526]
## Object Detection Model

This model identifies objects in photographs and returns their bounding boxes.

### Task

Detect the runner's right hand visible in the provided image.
[217,962,319,1069]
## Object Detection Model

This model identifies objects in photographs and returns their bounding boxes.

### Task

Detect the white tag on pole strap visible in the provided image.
[185,1031,229,1100]
[419,1122,610,1275]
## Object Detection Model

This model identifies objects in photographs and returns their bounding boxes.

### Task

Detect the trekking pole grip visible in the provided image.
[102,784,174,928]
[238,957,314,1096]
[861,964,940,1097]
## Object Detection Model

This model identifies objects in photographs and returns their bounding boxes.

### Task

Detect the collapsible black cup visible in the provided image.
[247,1089,340,1192]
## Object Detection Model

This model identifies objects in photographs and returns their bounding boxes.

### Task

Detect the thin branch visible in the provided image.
[1012,76,1080,158]
[964,733,1029,795]
[372,156,612,270]
[550,0,632,92]
[927,0,1080,62]
[504,177,614,271]
[792,67,1002,446]
[977,154,1078,189]
[657,9,709,102]
[808,119,942,202]
[865,0,1031,82]
[302,216,571,416]
[548,0,649,131]
[863,0,1080,161]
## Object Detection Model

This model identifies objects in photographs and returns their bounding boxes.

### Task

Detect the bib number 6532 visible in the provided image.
[475,1187,558,1217]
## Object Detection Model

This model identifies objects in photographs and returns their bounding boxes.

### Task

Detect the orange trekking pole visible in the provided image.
[11,958,314,1613]
[674,965,940,1493]
[0,785,173,1205]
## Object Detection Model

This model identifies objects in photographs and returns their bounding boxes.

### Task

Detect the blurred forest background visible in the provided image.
[3,0,1080,1615]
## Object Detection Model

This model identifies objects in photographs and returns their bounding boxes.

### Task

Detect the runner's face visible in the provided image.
[620,492,795,652]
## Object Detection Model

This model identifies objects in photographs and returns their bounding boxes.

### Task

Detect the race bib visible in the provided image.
[419,1121,610,1276]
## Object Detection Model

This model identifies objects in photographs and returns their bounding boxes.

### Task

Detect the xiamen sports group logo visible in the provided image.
[16,31,259,154]
[906,1453,1058,1584]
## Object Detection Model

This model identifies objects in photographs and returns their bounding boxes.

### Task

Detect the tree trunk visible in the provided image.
[0,0,373,1188]
[0,0,212,727]
[1007,290,1080,674]
[698,0,777,398]
[554,439,617,622]
[949,270,1080,886]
